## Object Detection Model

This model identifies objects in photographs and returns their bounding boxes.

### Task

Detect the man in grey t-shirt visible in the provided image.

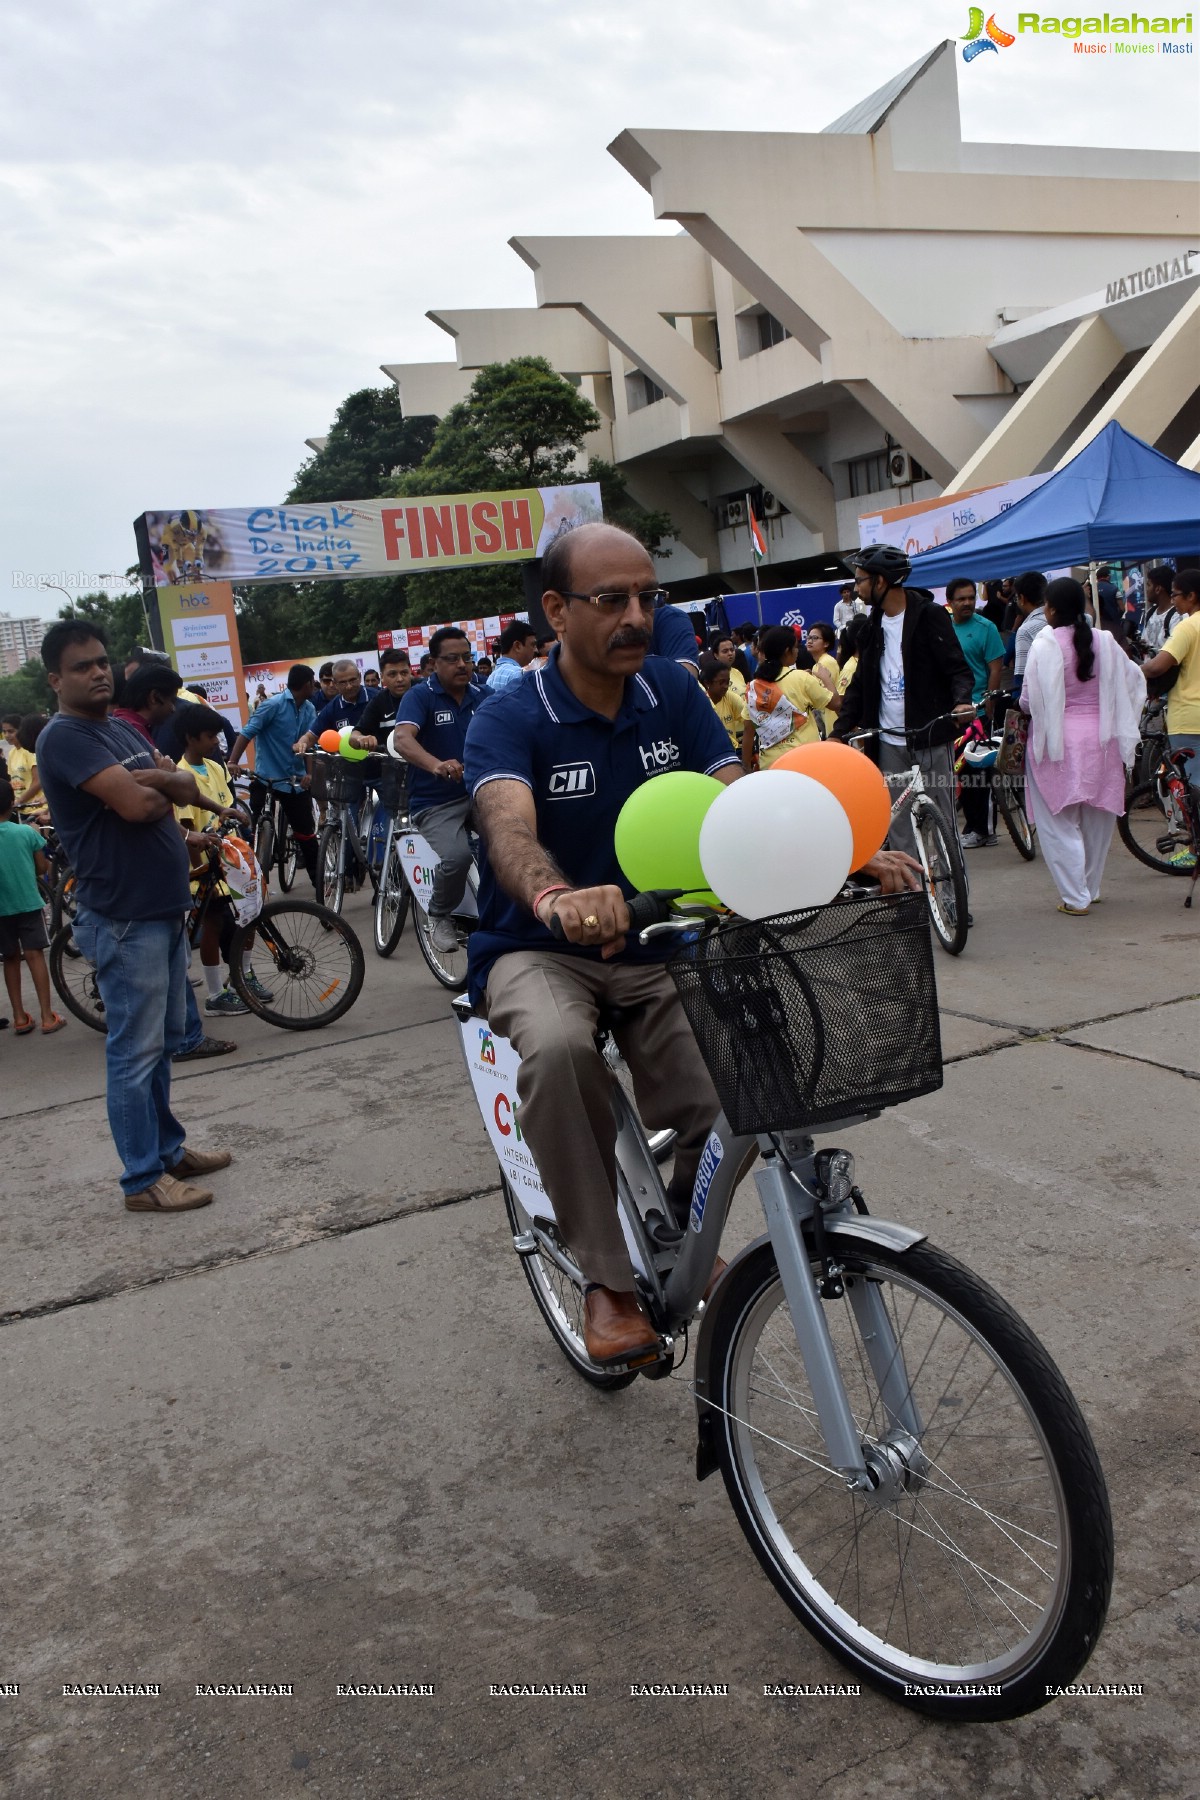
[1012,570,1049,691]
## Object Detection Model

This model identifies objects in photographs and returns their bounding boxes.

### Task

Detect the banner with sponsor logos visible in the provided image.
[154,583,248,728]
[135,484,603,587]
[243,651,380,709]
[858,475,1050,560]
[377,612,525,660]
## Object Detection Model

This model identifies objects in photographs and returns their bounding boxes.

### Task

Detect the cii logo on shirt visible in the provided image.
[547,762,595,799]
[961,7,1015,58]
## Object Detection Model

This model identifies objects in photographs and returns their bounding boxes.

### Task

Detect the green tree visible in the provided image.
[57,587,149,667]
[288,388,437,503]
[389,357,601,497]
[0,658,52,719]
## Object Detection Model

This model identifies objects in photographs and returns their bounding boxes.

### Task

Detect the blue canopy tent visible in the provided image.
[907,424,1200,586]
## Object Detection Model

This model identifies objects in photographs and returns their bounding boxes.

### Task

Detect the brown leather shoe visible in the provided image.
[166,1146,232,1177]
[125,1172,214,1212]
[583,1286,661,1365]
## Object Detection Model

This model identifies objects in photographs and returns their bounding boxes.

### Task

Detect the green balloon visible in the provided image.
[614,770,723,903]
[339,735,369,763]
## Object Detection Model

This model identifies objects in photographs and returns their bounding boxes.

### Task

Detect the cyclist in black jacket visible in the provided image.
[833,544,975,862]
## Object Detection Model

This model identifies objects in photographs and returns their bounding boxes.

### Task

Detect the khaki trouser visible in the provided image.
[485,951,721,1293]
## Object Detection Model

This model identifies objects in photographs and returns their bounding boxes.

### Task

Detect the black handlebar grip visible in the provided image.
[625,889,682,932]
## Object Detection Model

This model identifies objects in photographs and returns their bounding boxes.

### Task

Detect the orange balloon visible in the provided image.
[768,741,892,871]
[318,729,342,753]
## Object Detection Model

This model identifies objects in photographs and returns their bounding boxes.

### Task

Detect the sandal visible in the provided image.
[41,1013,67,1035]
[13,1014,36,1036]
[1056,903,1090,916]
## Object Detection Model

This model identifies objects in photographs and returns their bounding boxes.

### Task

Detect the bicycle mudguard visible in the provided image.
[690,1217,927,1482]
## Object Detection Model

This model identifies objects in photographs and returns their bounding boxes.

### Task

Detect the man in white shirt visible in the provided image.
[1012,571,1050,691]
[1139,565,1179,654]
[833,582,866,636]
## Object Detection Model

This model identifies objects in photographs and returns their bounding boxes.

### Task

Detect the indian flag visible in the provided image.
[748,502,767,562]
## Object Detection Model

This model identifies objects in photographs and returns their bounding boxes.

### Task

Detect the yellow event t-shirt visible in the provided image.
[175,757,235,895]
[837,656,859,696]
[1163,611,1200,736]
[710,684,748,750]
[812,652,839,729]
[747,668,830,768]
[6,745,38,813]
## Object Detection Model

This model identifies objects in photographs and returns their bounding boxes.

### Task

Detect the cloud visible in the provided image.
[1,0,1196,621]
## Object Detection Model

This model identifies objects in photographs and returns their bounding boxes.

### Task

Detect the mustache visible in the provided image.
[607,626,651,652]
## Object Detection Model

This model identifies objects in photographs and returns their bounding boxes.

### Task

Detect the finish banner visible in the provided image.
[135,483,603,587]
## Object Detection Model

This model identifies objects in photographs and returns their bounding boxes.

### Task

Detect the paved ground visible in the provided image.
[2,837,1198,1800]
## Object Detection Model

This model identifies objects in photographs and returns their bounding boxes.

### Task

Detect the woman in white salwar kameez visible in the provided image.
[1022,578,1145,915]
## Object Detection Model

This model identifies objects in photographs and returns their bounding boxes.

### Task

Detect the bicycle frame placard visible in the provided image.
[398,831,478,919]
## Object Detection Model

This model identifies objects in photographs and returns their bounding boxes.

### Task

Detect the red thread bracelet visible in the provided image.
[531,883,571,921]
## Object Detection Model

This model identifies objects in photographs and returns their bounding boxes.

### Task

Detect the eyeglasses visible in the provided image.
[437,650,475,664]
[560,588,667,615]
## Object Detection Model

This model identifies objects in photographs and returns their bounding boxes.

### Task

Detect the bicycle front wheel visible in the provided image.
[411,904,470,990]
[230,900,365,1029]
[708,1235,1112,1721]
[316,821,346,914]
[995,774,1036,861]
[500,1177,636,1392]
[49,925,107,1032]
[913,801,969,954]
[373,830,410,957]
[279,818,298,892]
[1117,779,1194,875]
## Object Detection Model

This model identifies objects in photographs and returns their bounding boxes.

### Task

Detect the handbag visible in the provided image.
[995,708,1028,777]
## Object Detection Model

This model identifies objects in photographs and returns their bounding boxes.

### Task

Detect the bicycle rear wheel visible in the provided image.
[995,774,1036,861]
[1117,779,1195,875]
[50,863,78,934]
[316,821,346,914]
[912,801,969,954]
[500,1177,636,1391]
[229,900,364,1029]
[48,925,107,1031]
[373,828,410,957]
[708,1234,1112,1720]
[411,903,470,990]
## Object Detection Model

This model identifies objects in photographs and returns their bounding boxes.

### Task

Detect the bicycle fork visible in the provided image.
[754,1139,927,1493]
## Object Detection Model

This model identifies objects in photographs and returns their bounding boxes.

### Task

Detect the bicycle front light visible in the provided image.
[815,1149,855,1208]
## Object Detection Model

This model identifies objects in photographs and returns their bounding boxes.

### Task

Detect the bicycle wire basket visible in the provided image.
[666,890,943,1135]
[307,752,368,806]
[365,754,406,813]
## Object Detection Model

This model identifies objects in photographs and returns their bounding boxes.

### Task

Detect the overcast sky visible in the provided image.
[2,0,1197,628]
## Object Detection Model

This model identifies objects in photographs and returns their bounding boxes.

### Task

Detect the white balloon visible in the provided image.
[698,771,854,919]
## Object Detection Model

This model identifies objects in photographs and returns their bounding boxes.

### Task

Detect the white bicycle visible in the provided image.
[374,806,478,988]
[457,888,1113,1719]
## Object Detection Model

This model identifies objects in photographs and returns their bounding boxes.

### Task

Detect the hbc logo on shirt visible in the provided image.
[637,737,680,774]
[547,762,595,799]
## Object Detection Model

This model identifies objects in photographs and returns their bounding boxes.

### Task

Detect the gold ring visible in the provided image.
[583,914,600,930]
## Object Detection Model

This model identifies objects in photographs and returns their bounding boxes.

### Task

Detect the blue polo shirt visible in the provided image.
[652,603,703,667]
[313,689,370,736]
[463,648,738,1003]
[239,688,317,785]
[396,674,488,813]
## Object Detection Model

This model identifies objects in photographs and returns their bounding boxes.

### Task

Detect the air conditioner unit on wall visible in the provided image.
[723,499,746,529]
[888,450,915,486]
[762,491,784,518]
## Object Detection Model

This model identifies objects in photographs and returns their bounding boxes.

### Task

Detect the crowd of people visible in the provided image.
[3,533,1197,1268]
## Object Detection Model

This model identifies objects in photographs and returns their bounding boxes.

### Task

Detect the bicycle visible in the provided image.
[374,800,478,986]
[955,693,1036,863]
[460,887,1113,1719]
[49,823,366,1032]
[1117,745,1199,899]
[848,711,972,955]
[308,751,384,917]
[250,777,302,893]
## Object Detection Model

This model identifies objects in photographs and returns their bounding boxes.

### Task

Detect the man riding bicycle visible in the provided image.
[464,523,918,1364]
[227,663,320,887]
[391,626,488,954]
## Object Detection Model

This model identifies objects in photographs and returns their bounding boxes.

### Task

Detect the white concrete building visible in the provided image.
[343,40,1199,594]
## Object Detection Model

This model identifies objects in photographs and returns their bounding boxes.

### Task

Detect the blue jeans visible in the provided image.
[1169,732,1200,794]
[73,906,189,1195]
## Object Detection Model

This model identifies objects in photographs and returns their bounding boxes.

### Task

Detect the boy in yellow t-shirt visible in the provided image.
[698,654,752,767]
[1139,572,1200,794]
[174,704,261,1018]
[2,715,45,820]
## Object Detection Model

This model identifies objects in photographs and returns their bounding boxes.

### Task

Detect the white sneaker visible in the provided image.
[428,916,461,953]
[960,831,989,849]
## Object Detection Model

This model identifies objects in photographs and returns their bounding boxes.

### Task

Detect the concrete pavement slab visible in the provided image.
[1060,997,1200,1077]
